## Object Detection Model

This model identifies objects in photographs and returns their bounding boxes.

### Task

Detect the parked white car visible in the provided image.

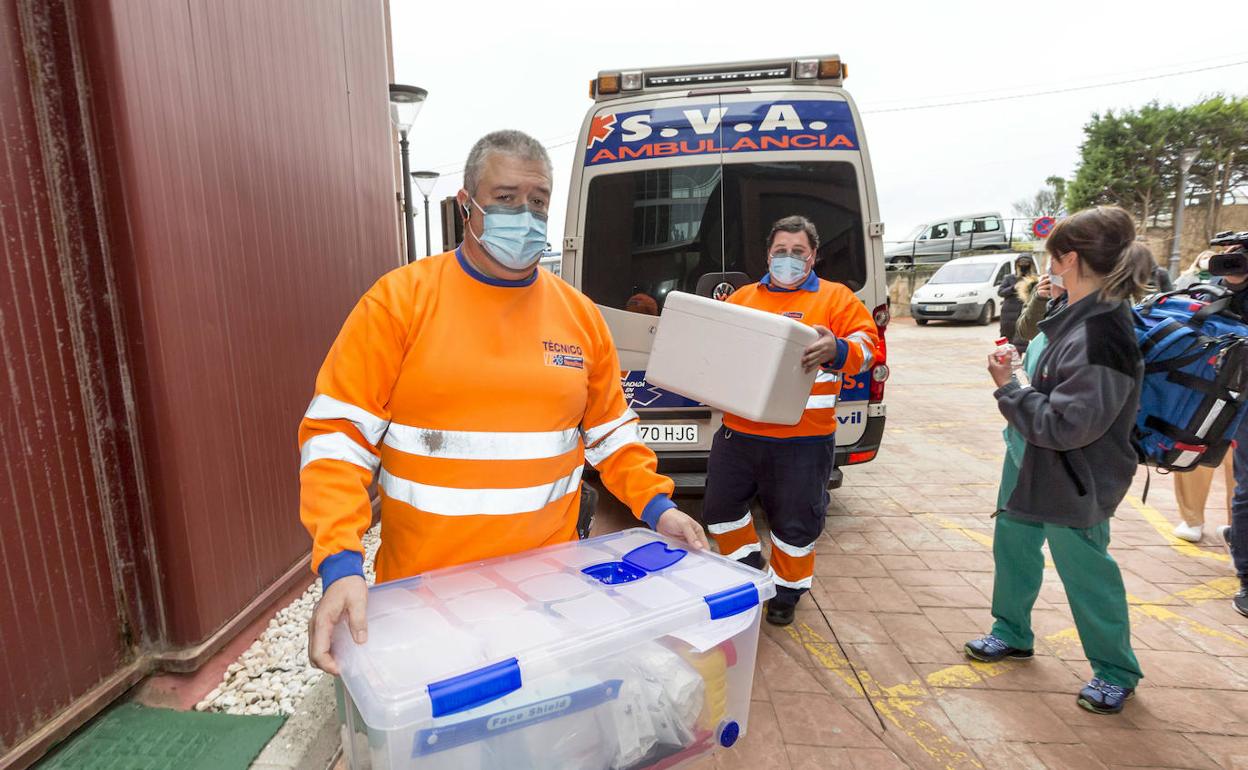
[909,253,1023,325]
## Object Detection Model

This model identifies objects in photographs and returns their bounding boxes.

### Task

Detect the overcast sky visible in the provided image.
[390,0,1247,255]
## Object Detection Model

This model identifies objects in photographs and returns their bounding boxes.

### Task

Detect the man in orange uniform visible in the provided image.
[704,216,878,626]
[299,130,707,673]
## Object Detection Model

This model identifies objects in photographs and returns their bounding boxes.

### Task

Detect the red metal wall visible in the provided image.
[0,0,146,748]
[79,0,399,645]
[1,0,397,759]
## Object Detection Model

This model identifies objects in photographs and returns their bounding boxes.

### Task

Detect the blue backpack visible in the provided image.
[1133,284,1248,472]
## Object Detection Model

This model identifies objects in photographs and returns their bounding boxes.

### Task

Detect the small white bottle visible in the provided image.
[994,337,1029,387]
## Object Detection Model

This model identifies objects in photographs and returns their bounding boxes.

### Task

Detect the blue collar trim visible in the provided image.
[455,246,538,288]
[760,271,819,293]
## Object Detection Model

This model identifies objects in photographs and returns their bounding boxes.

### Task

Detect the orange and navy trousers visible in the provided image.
[702,426,832,608]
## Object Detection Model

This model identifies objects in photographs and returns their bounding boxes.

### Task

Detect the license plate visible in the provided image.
[639,423,699,445]
[926,304,951,312]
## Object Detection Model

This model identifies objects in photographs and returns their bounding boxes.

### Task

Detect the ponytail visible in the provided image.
[1047,206,1156,303]
[1101,241,1156,303]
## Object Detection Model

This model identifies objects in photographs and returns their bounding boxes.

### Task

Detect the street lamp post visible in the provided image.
[1169,148,1199,278]
[411,171,440,257]
[389,84,428,264]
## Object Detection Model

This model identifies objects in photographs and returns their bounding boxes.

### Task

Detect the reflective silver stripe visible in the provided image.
[300,432,379,472]
[857,341,875,372]
[767,565,813,590]
[848,333,876,373]
[385,424,580,461]
[707,510,753,535]
[379,466,583,516]
[770,533,817,558]
[724,542,762,562]
[806,394,838,410]
[584,409,639,447]
[304,395,389,445]
[584,422,641,467]
[816,371,840,383]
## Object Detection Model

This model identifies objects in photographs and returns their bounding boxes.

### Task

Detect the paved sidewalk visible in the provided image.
[677,318,1248,770]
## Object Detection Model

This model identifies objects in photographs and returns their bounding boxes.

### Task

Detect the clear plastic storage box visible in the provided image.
[334,529,775,770]
[645,291,818,425]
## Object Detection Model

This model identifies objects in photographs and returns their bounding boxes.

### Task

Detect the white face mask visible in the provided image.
[1049,253,1069,289]
[465,198,548,271]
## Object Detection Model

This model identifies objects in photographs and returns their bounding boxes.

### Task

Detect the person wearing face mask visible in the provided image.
[298,130,708,675]
[965,206,1154,715]
[1016,268,1069,343]
[701,215,879,626]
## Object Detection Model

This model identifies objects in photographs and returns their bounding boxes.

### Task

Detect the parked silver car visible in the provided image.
[885,211,1009,265]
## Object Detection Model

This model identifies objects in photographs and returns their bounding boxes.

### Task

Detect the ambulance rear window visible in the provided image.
[582,161,866,312]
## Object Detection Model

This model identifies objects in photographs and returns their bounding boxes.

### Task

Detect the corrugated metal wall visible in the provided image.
[0,2,132,749]
[82,0,399,647]
[1,0,398,759]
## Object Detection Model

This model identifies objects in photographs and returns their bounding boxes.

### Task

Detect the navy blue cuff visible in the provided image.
[641,494,677,530]
[319,550,365,591]
[827,338,850,370]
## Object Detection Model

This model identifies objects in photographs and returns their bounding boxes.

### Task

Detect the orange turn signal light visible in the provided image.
[597,74,621,95]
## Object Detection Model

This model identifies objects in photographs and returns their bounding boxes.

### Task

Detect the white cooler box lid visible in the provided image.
[334,529,775,731]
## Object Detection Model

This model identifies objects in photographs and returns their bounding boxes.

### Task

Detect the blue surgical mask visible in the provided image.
[468,198,548,271]
[769,252,809,286]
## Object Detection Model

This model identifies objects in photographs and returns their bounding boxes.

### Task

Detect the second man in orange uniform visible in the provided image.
[703,215,879,626]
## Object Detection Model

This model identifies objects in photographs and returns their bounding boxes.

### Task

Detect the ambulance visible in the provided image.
[561,56,889,492]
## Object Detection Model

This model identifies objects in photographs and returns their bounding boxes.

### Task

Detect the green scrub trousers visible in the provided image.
[991,333,1143,689]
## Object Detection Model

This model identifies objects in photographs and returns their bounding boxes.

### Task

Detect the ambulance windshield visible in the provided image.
[581,160,865,313]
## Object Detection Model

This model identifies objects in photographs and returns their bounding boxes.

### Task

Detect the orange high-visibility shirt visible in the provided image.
[298,249,675,587]
[721,272,879,440]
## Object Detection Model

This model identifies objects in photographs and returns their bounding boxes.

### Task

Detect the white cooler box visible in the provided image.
[334,529,775,770]
[646,291,818,425]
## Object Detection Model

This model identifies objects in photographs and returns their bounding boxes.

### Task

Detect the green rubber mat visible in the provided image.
[37,702,285,770]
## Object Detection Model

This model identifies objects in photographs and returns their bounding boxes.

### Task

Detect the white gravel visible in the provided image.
[194,525,381,715]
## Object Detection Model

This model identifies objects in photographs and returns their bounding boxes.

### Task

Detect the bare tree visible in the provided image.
[1013,177,1066,219]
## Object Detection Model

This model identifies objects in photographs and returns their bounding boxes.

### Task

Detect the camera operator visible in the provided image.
[1205,233,1248,617]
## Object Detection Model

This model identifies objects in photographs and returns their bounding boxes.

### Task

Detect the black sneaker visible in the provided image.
[1077,677,1135,714]
[765,601,796,626]
[1234,583,1248,618]
[964,634,1034,663]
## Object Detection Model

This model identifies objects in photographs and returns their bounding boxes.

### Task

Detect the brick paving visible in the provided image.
[675,317,1248,770]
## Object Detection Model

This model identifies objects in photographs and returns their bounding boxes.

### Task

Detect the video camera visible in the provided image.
[1206,231,1248,276]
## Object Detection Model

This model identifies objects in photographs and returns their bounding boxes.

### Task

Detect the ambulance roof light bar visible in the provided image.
[590,55,845,100]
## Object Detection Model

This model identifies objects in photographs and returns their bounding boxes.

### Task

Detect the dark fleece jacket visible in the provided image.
[995,294,1143,528]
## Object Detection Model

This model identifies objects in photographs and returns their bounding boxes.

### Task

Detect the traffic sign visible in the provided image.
[1032,216,1056,238]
